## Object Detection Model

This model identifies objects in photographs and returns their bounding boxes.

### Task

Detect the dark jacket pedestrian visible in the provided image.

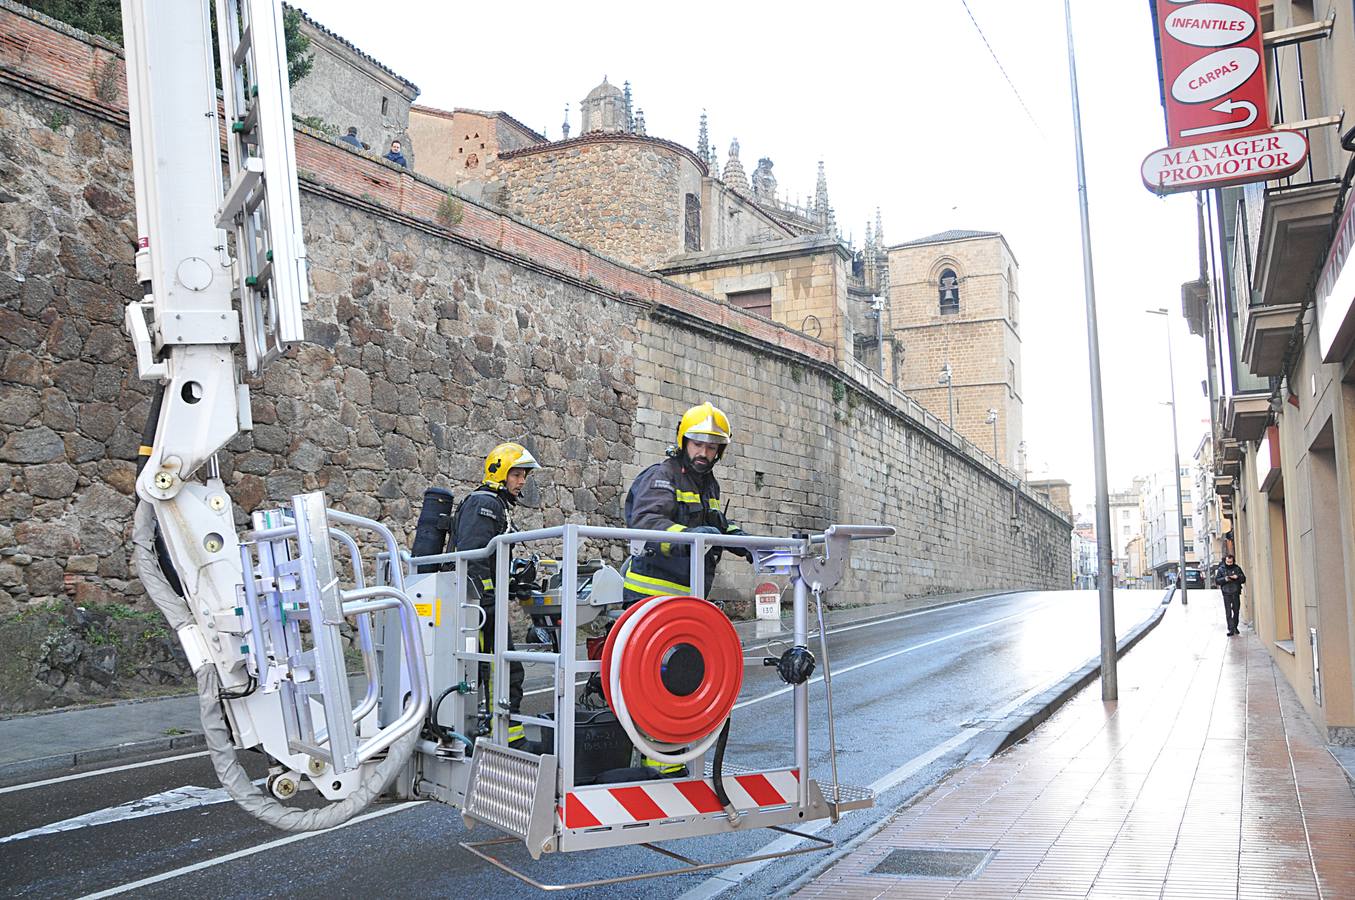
[383,139,408,168]
[340,126,362,149]
[1215,554,1246,636]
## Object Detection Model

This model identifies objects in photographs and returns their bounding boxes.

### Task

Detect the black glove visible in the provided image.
[687,525,721,535]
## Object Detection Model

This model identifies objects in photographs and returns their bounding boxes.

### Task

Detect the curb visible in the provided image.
[0,732,207,783]
[962,600,1169,763]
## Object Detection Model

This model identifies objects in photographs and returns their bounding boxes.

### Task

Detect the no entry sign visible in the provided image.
[1143,0,1307,194]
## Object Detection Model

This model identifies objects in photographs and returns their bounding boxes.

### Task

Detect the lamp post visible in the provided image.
[986,408,999,460]
[1065,0,1117,700]
[1147,307,1188,606]
[938,363,955,431]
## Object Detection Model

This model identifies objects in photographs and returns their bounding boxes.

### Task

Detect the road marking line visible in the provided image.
[74,801,424,899]
[0,750,211,796]
[1,785,234,844]
[733,603,1052,711]
[673,727,985,900]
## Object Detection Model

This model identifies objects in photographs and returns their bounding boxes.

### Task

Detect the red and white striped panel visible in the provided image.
[562,769,800,829]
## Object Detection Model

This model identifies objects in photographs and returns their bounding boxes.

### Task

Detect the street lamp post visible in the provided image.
[938,363,955,431]
[1147,307,1188,606]
[986,408,999,460]
[1064,0,1117,700]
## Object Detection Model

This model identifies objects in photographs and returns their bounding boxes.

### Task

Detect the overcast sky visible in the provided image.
[299,0,1212,514]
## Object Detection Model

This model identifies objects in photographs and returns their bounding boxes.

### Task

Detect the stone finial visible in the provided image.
[751,156,777,203]
[623,80,634,133]
[708,136,720,176]
[697,110,709,161]
[875,207,884,247]
[634,108,646,136]
[814,160,835,235]
[723,138,749,193]
[562,103,571,140]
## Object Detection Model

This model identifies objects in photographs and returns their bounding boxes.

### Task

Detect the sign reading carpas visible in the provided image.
[1141,0,1308,195]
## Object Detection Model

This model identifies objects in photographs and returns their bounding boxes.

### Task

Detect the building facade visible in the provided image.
[1109,480,1145,586]
[286,5,419,161]
[1183,0,1355,744]
[1139,467,1197,588]
[888,231,1024,466]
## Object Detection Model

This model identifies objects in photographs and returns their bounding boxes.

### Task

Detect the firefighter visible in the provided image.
[621,401,750,605]
[453,441,539,746]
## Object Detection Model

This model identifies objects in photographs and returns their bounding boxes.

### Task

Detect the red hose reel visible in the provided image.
[600,595,743,748]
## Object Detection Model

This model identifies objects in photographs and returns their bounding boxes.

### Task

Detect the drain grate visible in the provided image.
[870,847,996,879]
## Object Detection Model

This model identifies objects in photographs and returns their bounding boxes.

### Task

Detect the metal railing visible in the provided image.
[1264,13,1344,189]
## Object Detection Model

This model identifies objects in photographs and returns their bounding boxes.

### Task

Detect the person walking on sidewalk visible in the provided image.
[1214,553,1246,636]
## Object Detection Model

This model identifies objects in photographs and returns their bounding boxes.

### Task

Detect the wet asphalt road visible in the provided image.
[0,589,1168,899]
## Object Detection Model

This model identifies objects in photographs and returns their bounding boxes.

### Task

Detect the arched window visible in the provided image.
[939,268,960,315]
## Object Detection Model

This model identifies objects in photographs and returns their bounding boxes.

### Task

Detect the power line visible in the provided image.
[959,0,1044,136]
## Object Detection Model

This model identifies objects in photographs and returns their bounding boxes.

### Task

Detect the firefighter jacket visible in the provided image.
[1214,562,1247,597]
[622,455,726,601]
[452,484,515,604]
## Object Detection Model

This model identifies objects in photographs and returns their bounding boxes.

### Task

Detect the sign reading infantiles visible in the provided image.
[1142,0,1309,195]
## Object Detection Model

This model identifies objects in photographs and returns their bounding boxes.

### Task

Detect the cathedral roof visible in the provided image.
[584,78,624,101]
[892,229,999,248]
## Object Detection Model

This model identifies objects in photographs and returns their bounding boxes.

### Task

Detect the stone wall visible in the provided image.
[495,134,705,270]
[0,4,1070,710]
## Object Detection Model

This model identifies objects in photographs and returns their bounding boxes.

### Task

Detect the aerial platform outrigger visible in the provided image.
[119,0,893,887]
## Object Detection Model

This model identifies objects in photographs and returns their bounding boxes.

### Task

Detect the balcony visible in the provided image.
[1251,16,1344,307]
[1224,394,1271,441]
[1215,474,1235,496]
[1242,301,1303,374]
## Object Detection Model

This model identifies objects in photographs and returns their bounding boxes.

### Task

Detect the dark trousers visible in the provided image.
[1223,593,1241,633]
[479,614,524,714]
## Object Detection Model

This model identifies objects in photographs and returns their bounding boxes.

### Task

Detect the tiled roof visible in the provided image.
[892,229,999,248]
[497,131,708,174]
[287,4,418,94]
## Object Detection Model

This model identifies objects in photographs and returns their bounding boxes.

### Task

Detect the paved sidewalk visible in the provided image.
[0,587,1010,781]
[799,592,1355,899]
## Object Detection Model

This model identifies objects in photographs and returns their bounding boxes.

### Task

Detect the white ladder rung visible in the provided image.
[217,157,265,228]
[232,24,252,68]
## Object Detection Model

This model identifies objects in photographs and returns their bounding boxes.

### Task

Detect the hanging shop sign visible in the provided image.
[1141,130,1309,193]
[1142,0,1308,195]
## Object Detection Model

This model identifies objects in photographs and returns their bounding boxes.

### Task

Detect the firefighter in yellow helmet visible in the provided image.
[453,442,539,745]
[621,402,750,607]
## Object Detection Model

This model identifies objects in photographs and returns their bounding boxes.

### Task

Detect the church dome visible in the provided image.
[585,78,623,101]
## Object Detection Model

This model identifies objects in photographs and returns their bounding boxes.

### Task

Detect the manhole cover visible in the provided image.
[870,847,995,879]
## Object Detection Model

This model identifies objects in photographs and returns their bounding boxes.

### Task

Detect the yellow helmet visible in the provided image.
[483,442,540,486]
[676,402,732,449]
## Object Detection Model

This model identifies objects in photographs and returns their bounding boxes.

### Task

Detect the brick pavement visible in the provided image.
[799,591,1355,899]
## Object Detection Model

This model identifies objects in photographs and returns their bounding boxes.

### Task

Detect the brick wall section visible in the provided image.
[0,4,1071,636]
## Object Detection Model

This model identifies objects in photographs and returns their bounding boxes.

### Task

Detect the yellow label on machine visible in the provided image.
[414,599,442,626]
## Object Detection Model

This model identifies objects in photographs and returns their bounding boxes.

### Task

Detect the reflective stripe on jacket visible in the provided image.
[623,456,721,600]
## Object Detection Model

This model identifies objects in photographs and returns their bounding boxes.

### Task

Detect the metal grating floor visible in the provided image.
[870,847,996,879]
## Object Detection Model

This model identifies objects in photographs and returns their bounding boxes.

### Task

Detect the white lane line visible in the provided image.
[74,801,424,899]
[733,602,1053,711]
[1,785,234,844]
[0,750,211,796]
[673,727,985,900]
